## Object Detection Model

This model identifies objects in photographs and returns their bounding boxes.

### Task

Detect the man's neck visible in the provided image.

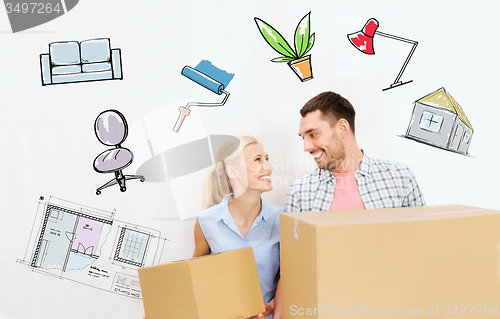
[333,147,364,173]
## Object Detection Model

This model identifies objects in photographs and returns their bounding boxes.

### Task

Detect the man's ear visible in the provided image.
[225,165,237,179]
[337,119,350,139]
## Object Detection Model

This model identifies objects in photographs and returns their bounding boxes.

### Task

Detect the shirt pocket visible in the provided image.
[255,243,280,284]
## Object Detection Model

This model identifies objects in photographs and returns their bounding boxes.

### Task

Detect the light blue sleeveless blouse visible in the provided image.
[198,195,282,304]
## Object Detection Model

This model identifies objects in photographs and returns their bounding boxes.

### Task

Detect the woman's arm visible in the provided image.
[193,218,211,257]
[249,277,281,319]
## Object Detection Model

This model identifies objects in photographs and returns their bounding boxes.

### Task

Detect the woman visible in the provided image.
[194,136,282,319]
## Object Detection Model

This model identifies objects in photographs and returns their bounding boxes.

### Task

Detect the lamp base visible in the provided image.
[382,80,413,91]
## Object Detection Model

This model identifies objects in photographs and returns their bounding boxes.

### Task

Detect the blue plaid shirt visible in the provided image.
[285,154,425,212]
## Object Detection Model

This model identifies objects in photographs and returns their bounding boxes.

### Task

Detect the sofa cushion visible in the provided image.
[52,71,113,84]
[82,62,111,73]
[81,39,110,63]
[52,65,82,75]
[49,41,81,65]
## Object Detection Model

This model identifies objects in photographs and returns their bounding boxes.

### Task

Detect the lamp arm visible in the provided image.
[375,31,418,85]
[374,31,417,45]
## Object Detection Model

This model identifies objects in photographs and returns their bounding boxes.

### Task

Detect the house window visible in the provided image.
[463,131,470,144]
[419,111,443,132]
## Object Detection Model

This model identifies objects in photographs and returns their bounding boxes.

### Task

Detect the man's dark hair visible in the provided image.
[300,91,356,133]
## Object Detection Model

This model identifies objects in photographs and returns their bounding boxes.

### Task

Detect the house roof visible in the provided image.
[416,87,473,131]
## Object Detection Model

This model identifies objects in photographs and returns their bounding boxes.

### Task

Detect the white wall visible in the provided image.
[1,0,498,318]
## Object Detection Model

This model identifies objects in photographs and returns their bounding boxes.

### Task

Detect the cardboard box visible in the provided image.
[280,205,500,318]
[138,246,265,319]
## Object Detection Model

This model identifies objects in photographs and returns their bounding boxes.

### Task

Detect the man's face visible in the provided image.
[299,110,346,171]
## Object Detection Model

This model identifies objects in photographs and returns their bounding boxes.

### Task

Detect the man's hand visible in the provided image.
[248,298,274,319]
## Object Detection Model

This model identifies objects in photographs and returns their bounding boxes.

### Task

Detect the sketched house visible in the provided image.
[405,88,473,155]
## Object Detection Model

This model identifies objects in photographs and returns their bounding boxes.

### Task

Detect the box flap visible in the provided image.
[282,204,497,227]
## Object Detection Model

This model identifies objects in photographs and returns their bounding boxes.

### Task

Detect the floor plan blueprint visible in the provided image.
[18,196,168,299]
[31,203,112,271]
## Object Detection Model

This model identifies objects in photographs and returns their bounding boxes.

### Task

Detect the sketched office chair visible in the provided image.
[93,109,145,195]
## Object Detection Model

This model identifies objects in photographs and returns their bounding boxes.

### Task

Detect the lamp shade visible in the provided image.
[347,18,379,54]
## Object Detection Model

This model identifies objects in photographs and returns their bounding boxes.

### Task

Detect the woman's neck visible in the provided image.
[228,190,262,228]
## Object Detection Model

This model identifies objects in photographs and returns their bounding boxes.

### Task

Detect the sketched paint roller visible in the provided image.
[173,66,230,132]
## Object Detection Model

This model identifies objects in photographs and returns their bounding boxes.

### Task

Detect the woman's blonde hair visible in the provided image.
[202,136,259,209]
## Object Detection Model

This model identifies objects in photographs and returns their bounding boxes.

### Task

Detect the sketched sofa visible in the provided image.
[40,38,122,85]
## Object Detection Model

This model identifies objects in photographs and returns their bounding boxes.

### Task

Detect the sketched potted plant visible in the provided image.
[254,12,315,82]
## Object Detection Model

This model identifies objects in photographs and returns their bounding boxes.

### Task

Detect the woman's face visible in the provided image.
[235,143,273,193]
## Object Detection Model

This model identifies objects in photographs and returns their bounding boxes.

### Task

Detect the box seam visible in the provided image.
[188,260,201,319]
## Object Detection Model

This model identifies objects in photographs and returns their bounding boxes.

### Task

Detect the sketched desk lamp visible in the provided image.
[93,109,145,195]
[348,18,418,91]
[173,66,230,132]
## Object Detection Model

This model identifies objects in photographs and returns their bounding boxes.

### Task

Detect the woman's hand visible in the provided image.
[248,298,274,319]
[249,277,281,318]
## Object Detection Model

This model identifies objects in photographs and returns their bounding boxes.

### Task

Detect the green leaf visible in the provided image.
[254,17,297,59]
[294,12,311,58]
[271,56,295,62]
[303,33,315,56]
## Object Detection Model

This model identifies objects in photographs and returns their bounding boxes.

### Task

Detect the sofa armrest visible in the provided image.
[111,49,122,79]
[40,54,51,85]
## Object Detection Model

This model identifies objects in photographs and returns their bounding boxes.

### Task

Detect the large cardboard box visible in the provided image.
[280,205,500,318]
[138,246,265,319]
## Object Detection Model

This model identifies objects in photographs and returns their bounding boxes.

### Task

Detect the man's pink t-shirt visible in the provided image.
[329,171,366,211]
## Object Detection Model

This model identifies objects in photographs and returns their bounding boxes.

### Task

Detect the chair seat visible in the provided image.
[94,148,132,173]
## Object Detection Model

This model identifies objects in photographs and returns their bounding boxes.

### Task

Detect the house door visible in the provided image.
[451,125,463,151]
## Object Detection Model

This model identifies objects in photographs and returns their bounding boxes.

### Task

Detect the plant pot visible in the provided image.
[287,55,313,82]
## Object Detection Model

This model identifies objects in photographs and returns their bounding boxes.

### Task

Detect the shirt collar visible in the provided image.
[319,150,371,182]
[214,195,232,222]
[319,168,334,184]
[215,195,269,223]
[356,152,371,177]
[257,199,269,222]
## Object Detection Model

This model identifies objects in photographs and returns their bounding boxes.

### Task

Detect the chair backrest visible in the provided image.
[95,109,128,146]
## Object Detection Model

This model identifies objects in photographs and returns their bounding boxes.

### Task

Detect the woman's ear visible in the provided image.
[225,165,238,179]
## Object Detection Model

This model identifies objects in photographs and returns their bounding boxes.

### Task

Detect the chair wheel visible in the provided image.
[96,190,101,195]
[120,187,126,192]
[140,177,145,182]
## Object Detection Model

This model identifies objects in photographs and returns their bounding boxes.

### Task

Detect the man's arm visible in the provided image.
[284,186,301,213]
[405,168,425,207]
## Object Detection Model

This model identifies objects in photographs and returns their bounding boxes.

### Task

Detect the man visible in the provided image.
[285,91,425,213]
